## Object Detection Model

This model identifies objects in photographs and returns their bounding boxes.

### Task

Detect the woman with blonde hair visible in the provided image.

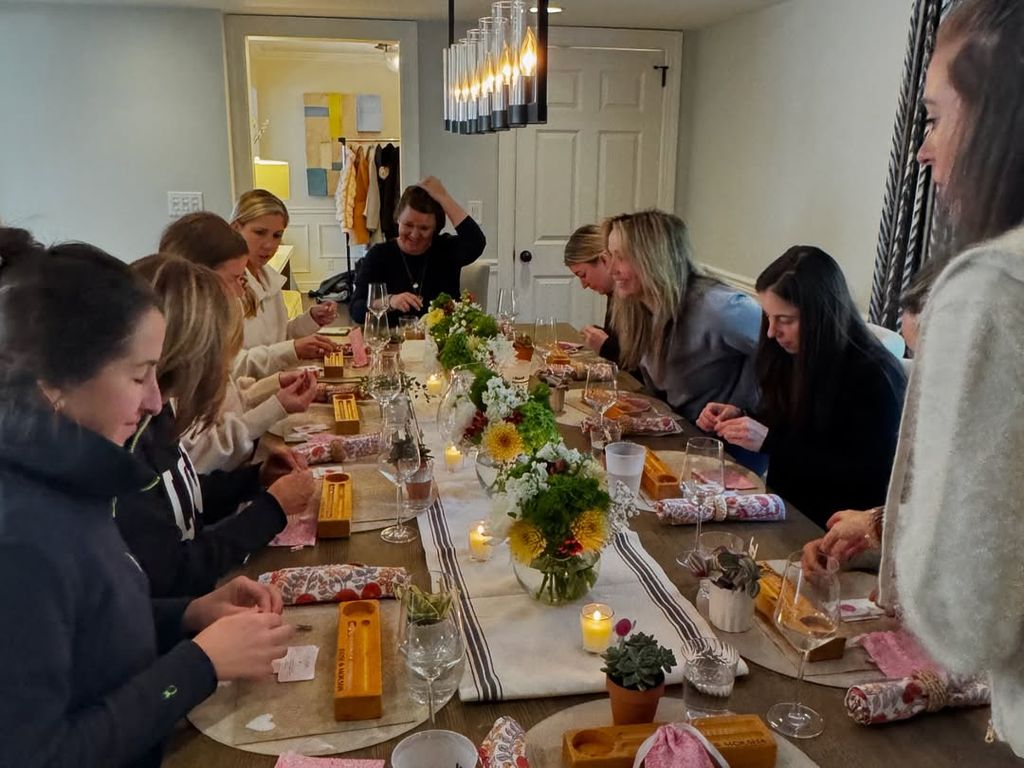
[563,224,622,362]
[115,254,314,598]
[606,209,761,423]
[159,212,316,472]
[230,189,338,369]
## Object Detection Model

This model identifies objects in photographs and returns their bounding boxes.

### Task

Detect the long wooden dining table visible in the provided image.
[163,329,1015,767]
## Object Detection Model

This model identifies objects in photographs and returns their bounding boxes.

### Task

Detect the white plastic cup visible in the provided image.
[390,729,479,768]
[605,441,647,498]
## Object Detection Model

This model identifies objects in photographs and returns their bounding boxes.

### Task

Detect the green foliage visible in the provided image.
[467,365,498,410]
[438,333,474,370]
[472,313,499,337]
[685,547,761,597]
[518,472,609,547]
[601,632,677,691]
[402,584,453,625]
[517,399,560,452]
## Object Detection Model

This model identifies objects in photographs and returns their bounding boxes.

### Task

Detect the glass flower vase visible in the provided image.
[512,551,601,605]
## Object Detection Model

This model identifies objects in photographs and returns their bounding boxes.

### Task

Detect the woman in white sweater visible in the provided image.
[872,0,1024,754]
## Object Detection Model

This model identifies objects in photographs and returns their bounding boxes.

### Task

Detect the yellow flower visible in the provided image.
[481,421,524,463]
[571,509,609,552]
[423,308,445,328]
[508,521,546,564]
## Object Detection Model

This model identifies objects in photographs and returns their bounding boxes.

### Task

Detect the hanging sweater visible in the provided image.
[880,225,1024,756]
[759,344,906,529]
[639,278,762,423]
[0,404,216,766]
[349,216,486,325]
[115,405,286,598]
[242,263,319,349]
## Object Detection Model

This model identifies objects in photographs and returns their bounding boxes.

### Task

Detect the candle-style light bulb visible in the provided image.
[520,26,538,77]
[483,57,496,95]
[499,42,513,85]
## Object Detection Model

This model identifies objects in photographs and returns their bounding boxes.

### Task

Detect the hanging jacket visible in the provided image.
[376,142,401,240]
[0,402,217,767]
[114,404,286,598]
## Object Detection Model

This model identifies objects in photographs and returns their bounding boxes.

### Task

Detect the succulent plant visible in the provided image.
[601,631,677,691]
[685,546,762,598]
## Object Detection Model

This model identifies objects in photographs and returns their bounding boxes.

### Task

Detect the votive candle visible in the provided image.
[468,520,493,562]
[444,444,463,472]
[425,373,445,397]
[580,603,614,653]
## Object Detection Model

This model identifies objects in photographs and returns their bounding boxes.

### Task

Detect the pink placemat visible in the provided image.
[275,753,384,768]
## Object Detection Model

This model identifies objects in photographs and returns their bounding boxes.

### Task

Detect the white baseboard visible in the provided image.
[698,262,757,296]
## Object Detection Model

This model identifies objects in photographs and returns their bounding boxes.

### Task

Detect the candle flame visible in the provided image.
[591,610,601,621]
[499,43,513,85]
[520,27,538,76]
[476,525,486,535]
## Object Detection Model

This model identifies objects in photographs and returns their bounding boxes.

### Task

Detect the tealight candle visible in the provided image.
[444,444,463,472]
[468,520,493,562]
[580,603,614,653]
[425,373,445,397]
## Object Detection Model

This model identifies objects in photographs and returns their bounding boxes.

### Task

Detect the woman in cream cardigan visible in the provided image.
[230,190,338,375]
[808,0,1024,753]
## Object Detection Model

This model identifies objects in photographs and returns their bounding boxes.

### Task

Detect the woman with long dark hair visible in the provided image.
[697,246,907,528]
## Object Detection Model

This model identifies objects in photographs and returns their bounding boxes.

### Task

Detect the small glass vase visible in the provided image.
[512,550,601,605]
[474,450,501,495]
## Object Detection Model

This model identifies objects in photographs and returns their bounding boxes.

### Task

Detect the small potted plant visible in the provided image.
[685,546,761,632]
[405,443,435,508]
[601,621,677,725]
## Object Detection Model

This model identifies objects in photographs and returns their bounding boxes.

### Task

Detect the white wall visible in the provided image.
[678,0,912,307]
[0,4,232,261]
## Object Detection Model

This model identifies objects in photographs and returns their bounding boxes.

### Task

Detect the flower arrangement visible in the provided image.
[684,546,762,598]
[423,291,514,371]
[491,443,613,604]
[601,624,677,692]
[446,365,560,461]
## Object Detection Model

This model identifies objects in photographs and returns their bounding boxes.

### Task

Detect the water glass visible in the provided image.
[589,419,623,464]
[391,730,478,768]
[605,441,647,500]
[681,638,739,721]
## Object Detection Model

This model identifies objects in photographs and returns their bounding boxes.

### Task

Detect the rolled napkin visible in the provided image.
[844,670,990,725]
[314,382,362,403]
[274,755,383,768]
[655,492,786,525]
[479,716,528,768]
[582,414,682,436]
[291,432,382,465]
[258,564,410,605]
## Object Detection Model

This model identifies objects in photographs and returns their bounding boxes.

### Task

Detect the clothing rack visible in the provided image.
[339,137,401,144]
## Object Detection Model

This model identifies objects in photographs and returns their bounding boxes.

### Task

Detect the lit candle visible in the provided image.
[425,373,445,397]
[580,603,614,654]
[444,444,463,472]
[468,520,493,562]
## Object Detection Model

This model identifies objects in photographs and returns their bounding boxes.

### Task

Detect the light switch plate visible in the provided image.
[468,200,483,224]
[167,191,204,217]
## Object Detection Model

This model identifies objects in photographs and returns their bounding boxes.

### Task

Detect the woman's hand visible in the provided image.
[695,402,741,432]
[275,370,316,413]
[714,415,767,451]
[193,611,294,680]
[581,325,609,353]
[293,334,337,360]
[183,576,284,632]
[260,445,307,487]
[389,292,423,313]
[417,176,450,203]
[267,470,315,516]
[819,509,876,562]
[309,301,338,326]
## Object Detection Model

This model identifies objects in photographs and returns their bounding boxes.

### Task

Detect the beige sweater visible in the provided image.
[243,264,319,349]
[880,225,1024,755]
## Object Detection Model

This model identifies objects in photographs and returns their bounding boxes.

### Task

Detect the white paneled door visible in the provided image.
[498,28,683,326]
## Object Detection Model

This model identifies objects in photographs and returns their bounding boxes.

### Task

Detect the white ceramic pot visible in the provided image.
[707,583,754,633]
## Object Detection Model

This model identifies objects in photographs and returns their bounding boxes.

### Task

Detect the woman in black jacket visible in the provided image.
[697,246,907,529]
[117,254,313,598]
[0,229,292,767]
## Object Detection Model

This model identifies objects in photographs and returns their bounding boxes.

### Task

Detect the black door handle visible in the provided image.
[519,250,533,263]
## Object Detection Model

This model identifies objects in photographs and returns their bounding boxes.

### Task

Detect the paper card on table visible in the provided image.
[840,598,888,622]
[273,645,320,682]
[348,327,369,367]
[275,754,384,768]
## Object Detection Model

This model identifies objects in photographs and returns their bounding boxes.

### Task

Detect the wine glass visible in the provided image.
[368,282,390,319]
[379,395,421,544]
[583,363,618,422]
[368,350,402,407]
[398,572,464,724]
[363,312,391,362]
[533,316,558,364]
[767,552,841,738]
[676,437,724,564]
[497,287,518,336]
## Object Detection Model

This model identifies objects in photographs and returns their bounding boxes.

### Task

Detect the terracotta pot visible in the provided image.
[707,584,755,632]
[606,675,665,725]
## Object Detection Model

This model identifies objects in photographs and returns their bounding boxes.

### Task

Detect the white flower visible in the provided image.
[489,494,516,539]
[481,376,527,420]
[452,399,478,440]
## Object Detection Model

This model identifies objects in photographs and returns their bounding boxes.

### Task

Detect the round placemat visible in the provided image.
[525,697,819,767]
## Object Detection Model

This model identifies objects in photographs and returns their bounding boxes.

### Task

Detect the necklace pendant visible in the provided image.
[412,282,419,290]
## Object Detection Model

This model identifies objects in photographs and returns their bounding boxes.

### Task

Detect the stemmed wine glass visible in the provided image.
[766,552,841,738]
[676,437,725,564]
[368,350,402,408]
[533,316,558,364]
[398,572,465,724]
[378,395,421,544]
[363,312,391,364]
[368,282,390,319]
[583,363,618,423]
[497,287,518,337]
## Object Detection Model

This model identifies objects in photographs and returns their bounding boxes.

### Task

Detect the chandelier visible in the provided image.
[443,0,549,134]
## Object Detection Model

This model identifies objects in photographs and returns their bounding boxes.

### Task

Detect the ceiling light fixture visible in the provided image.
[530,5,561,12]
[443,0,549,135]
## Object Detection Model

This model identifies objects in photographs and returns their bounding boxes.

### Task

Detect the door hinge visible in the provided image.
[653,65,669,88]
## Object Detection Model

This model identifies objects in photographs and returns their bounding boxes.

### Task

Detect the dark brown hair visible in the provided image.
[937,0,1024,251]
[395,185,445,236]
[159,212,248,270]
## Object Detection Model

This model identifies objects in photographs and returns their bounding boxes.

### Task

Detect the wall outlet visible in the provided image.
[468,200,483,225]
[167,191,204,217]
